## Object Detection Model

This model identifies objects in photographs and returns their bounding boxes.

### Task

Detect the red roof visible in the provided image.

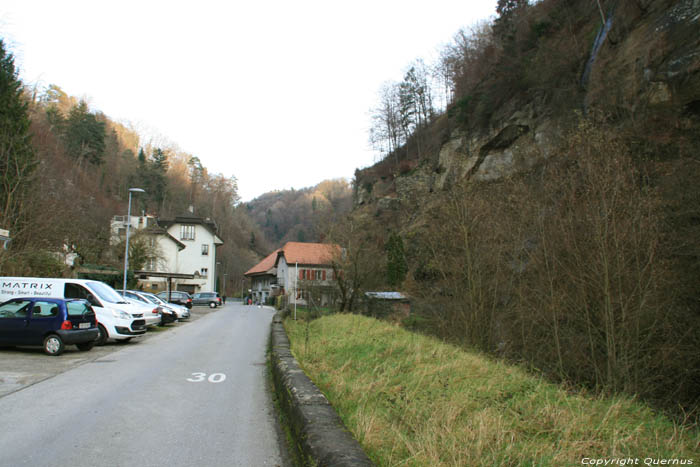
[244,248,280,276]
[244,242,340,277]
[279,242,340,266]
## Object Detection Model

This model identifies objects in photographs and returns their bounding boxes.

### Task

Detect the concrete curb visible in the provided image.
[270,312,374,467]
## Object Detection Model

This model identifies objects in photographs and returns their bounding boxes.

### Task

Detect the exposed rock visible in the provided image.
[354,0,699,210]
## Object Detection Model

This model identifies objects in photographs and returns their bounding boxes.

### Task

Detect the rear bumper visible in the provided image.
[56,328,99,345]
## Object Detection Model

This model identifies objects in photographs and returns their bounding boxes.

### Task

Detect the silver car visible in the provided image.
[116,291,163,327]
[127,290,190,321]
[139,291,190,320]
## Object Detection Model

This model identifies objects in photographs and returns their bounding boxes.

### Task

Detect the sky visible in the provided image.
[0,0,496,202]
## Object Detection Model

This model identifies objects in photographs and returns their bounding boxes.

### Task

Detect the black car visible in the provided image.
[156,291,193,309]
[191,292,222,308]
[0,297,98,356]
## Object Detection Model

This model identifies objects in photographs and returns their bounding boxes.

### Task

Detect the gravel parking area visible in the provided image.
[0,305,220,398]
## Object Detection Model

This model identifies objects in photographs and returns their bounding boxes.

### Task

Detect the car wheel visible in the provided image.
[95,324,108,346]
[43,334,64,356]
[76,341,95,351]
[209,301,217,308]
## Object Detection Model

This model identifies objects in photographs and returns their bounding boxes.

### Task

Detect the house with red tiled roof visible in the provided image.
[244,242,340,306]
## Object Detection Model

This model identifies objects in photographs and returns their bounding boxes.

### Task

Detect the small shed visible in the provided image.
[364,292,411,320]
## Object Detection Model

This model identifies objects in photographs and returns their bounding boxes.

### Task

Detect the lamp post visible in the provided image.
[123,188,145,292]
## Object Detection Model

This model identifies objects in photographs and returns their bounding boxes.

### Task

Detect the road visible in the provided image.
[0,303,290,467]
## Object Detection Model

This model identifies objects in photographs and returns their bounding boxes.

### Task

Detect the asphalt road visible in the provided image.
[0,303,290,467]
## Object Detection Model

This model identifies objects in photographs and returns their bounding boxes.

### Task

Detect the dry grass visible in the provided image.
[285,313,699,466]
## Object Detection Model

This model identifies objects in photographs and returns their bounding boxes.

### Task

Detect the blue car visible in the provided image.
[0,297,99,356]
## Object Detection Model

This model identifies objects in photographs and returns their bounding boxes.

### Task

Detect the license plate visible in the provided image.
[79,323,90,329]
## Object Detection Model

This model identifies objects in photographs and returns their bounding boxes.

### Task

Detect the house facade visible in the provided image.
[245,242,339,306]
[110,213,223,293]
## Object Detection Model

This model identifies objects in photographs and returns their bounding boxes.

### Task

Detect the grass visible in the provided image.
[284,313,699,466]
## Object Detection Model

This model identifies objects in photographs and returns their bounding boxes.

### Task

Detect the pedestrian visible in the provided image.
[222,294,226,304]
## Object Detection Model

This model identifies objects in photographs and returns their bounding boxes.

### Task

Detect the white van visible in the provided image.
[0,277,147,344]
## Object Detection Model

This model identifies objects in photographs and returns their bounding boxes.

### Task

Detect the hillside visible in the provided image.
[0,44,267,291]
[245,179,352,247]
[341,0,700,418]
[285,313,699,466]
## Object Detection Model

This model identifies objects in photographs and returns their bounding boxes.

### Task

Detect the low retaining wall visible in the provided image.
[269,312,374,466]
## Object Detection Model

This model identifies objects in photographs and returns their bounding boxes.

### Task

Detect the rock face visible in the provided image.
[354,0,700,209]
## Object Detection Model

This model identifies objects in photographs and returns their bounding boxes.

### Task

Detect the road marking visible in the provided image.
[187,372,227,383]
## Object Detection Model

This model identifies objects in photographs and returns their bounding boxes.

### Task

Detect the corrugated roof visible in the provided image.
[365,292,408,300]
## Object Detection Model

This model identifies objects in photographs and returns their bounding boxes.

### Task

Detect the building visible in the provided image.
[245,242,340,306]
[0,228,11,249]
[110,213,223,293]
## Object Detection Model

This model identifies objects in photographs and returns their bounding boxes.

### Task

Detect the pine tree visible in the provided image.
[64,100,106,165]
[386,232,407,287]
[0,39,37,238]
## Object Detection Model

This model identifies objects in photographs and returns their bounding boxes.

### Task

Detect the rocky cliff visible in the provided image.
[354,0,700,213]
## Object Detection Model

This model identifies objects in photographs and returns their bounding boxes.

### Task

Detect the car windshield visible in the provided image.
[144,294,166,304]
[139,294,158,304]
[125,292,148,303]
[87,281,128,304]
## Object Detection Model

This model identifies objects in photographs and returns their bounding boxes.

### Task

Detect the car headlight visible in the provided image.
[112,309,131,320]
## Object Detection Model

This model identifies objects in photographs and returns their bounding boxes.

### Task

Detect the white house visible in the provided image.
[245,242,339,306]
[110,213,223,293]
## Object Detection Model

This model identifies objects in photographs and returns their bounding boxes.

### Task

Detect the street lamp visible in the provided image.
[123,188,145,292]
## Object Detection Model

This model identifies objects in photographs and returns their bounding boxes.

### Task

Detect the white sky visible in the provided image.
[0,0,495,202]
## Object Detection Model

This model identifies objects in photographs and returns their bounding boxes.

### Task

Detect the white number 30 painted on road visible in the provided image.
[187,372,227,383]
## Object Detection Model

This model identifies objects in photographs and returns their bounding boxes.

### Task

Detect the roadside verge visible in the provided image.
[269,311,373,467]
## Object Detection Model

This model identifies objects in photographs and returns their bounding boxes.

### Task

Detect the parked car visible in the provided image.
[191,292,222,308]
[116,290,163,327]
[117,290,176,325]
[0,277,147,345]
[0,297,98,356]
[156,291,192,309]
[138,291,190,320]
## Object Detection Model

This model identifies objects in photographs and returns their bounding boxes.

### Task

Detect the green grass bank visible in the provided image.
[284,313,698,466]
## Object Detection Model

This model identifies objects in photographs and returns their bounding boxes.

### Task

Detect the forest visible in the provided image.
[0,38,281,291]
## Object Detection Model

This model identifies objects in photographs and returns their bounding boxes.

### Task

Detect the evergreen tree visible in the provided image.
[148,147,168,209]
[0,39,37,238]
[64,100,106,165]
[386,232,407,287]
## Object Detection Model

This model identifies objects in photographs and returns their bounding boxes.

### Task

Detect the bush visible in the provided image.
[405,116,699,419]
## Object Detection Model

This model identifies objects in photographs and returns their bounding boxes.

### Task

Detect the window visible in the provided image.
[201,244,209,255]
[200,268,208,277]
[32,301,60,318]
[180,225,195,241]
[67,301,90,317]
[0,300,31,318]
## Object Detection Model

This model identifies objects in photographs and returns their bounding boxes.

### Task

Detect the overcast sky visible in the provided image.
[1,0,495,201]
